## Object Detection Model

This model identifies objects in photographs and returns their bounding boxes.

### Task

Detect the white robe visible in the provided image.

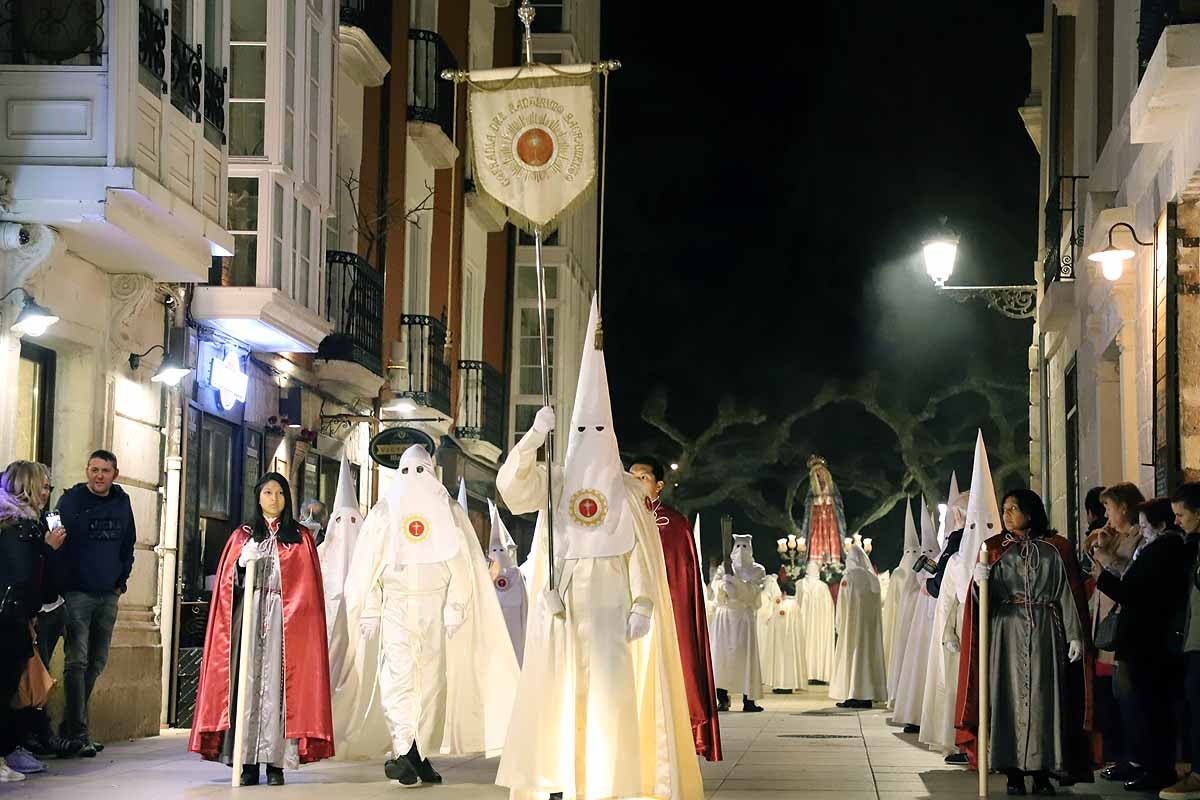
[890,574,936,726]
[918,566,964,753]
[757,577,784,687]
[798,570,835,683]
[829,570,887,702]
[878,570,893,665]
[885,563,919,709]
[494,432,702,800]
[493,565,528,665]
[766,595,809,692]
[711,566,765,699]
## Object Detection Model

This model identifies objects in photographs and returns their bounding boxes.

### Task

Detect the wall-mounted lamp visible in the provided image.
[1,287,59,337]
[129,344,191,386]
[1088,222,1152,281]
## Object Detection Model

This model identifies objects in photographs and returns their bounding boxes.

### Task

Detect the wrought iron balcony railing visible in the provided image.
[170,32,202,121]
[203,64,227,143]
[458,360,506,450]
[408,29,457,142]
[340,0,391,59]
[396,314,452,416]
[138,2,167,91]
[1043,175,1085,289]
[319,250,384,376]
[0,0,105,66]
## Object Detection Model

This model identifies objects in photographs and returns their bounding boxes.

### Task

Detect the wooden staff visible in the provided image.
[977,542,989,798]
[232,555,258,787]
[720,515,733,575]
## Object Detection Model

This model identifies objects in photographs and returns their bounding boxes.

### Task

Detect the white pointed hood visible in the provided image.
[555,295,633,559]
[845,544,881,593]
[902,498,920,557]
[945,471,969,533]
[919,495,938,556]
[487,498,518,569]
[387,445,460,565]
[955,430,1001,603]
[457,477,468,513]
[729,533,765,581]
[317,451,363,602]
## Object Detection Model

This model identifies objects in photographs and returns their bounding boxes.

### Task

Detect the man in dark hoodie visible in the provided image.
[54,450,135,755]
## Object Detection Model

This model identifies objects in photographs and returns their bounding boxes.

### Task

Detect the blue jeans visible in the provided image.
[61,591,119,739]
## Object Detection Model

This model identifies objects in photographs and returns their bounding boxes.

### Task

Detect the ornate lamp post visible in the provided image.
[923,218,1037,320]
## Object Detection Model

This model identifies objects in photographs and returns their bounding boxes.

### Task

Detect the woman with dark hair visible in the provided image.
[189,472,334,786]
[969,488,1092,796]
[1087,497,1189,793]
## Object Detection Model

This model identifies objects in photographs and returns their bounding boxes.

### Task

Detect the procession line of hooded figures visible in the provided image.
[181,296,1063,797]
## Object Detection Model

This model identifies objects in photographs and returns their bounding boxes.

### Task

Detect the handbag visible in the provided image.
[1094,604,1121,652]
[12,624,55,709]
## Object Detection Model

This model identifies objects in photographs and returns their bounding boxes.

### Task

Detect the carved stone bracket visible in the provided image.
[110,274,158,363]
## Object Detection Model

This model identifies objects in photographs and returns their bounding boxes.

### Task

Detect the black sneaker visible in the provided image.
[902,724,920,734]
[413,758,442,784]
[945,752,969,765]
[265,766,284,786]
[240,764,260,786]
[742,699,764,712]
[384,757,420,786]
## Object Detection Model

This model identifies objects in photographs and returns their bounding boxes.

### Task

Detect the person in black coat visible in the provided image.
[0,461,66,780]
[1088,497,1190,793]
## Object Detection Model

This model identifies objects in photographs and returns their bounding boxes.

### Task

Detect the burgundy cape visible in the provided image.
[953,532,1093,781]
[653,501,722,761]
[188,524,335,764]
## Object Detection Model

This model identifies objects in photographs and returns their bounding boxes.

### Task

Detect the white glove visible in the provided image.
[531,406,556,435]
[444,605,466,639]
[542,589,566,618]
[1068,640,1083,663]
[944,630,961,654]
[972,563,989,586]
[237,545,260,568]
[626,607,652,641]
[359,616,380,640]
[722,574,737,590]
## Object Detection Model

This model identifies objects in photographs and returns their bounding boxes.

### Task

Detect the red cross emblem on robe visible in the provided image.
[402,515,430,543]
[495,575,510,591]
[568,489,607,527]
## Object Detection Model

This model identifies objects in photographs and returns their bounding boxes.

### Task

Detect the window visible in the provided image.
[297,203,312,309]
[410,0,437,31]
[283,0,297,169]
[306,19,321,187]
[199,416,233,519]
[272,184,285,289]
[511,263,558,445]
[406,220,429,314]
[225,177,259,286]
[15,341,55,467]
[461,261,484,360]
[530,0,564,33]
[230,0,267,157]
[1064,358,1080,547]
[242,429,263,523]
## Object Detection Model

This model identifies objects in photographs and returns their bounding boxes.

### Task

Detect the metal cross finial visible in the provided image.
[518,0,535,66]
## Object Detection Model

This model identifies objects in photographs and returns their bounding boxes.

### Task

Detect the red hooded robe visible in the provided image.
[651,499,722,761]
[188,524,335,764]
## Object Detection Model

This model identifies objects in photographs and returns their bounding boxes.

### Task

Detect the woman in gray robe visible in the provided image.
[974,489,1087,797]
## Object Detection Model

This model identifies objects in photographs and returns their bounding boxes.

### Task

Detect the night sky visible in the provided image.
[594,2,1045,571]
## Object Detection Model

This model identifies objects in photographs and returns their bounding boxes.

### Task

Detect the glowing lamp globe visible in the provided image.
[923,236,958,287]
[1089,244,1133,281]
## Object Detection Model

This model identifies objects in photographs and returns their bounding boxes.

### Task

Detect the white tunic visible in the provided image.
[890,575,936,726]
[918,566,964,753]
[766,595,809,691]
[492,565,528,665]
[710,567,765,699]
[757,577,784,687]
[885,565,920,709]
[829,561,887,703]
[798,571,836,683]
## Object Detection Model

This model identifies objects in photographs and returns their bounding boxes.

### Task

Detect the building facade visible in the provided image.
[1028,1,1200,547]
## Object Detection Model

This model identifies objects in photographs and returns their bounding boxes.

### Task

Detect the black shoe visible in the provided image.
[1124,773,1174,793]
[413,758,442,784]
[854,699,873,709]
[902,724,920,734]
[384,757,420,786]
[265,766,284,786]
[1103,762,1141,782]
[836,700,855,708]
[945,752,969,765]
[1031,776,1055,796]
[742,699,764,712]
[75,740,97,758]
[90,740,104,753]
[772,688,793,694]
[1007,781,1028,796]
[240,764,260,786]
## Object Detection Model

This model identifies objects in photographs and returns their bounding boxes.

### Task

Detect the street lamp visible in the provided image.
[921,218,1037,320]
[1088,222,1151,282]
[1,287,59,337]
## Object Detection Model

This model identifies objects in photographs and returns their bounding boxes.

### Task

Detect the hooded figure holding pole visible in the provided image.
[710,534,767,712]
[494,297,702,800]
[891,497,940,732]
[332,445,519,786]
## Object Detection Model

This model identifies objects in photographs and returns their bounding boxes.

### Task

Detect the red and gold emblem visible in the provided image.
[569,489,608,527]
[495,575,510,591]
[402,514,430,543]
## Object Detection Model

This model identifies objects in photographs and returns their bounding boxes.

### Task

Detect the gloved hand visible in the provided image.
[543,589,566,618]
[721,573,737,590]
[626,607,652,641]
[444,605,467,639]
[532,406,556,435]
[237,545,260,569]
[359,616,380,640]
[972,563,990,586]
[944,630,961,654]
[1068,640,1083,663]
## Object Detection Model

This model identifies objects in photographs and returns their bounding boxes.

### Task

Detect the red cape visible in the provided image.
[953,533,1093,778]
[188,524,334,764]
[654,502,722,761]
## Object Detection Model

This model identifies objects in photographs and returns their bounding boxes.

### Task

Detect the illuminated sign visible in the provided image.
[209,350,248,410]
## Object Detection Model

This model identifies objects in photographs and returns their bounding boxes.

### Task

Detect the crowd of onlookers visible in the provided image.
[0,450,136,782]
[1080,481,1200,799]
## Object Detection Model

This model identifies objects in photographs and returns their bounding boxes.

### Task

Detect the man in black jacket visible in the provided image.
[54,450,135,755]
[1163,483,1200,800]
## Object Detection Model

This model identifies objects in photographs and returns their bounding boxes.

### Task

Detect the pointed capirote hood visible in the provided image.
[387,445,460,565]
[554,295,632,559]
[955,430,1001,603]
[845,544,881,594]
[902,498,920,554]
[487,498,517,569]
[457,477,468,513]
[919,495,938,555]
[333,451,358,515]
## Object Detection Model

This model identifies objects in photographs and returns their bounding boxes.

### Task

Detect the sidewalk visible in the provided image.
[1,690,1128,798]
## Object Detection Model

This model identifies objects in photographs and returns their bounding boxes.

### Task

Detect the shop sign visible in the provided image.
[369,426,436,469]
[210,350,248,411]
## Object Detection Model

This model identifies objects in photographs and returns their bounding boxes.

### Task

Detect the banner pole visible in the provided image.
[978,543,990,798]
[533,225,555,593]
[232,556,258,787]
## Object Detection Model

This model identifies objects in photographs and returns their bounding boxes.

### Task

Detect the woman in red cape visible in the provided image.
[954,489,1094,792]
[188,472,334,785]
